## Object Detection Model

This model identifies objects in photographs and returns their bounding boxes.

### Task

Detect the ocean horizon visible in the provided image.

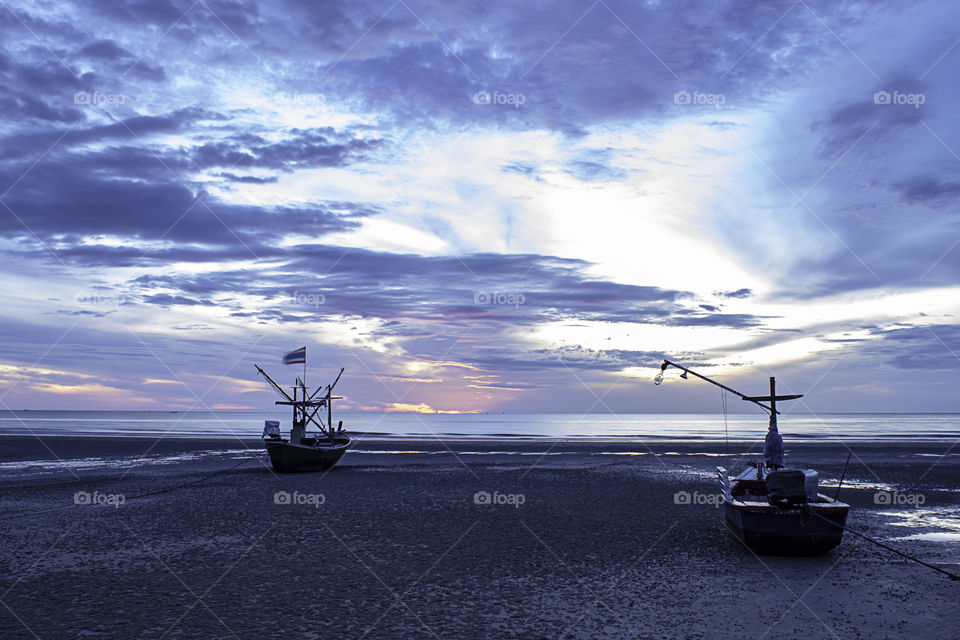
[4,409,959,442]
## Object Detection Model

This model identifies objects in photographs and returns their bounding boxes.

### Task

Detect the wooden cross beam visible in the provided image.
[744,377,802,422]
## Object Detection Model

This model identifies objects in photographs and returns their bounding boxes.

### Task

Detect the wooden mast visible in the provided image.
[327,384,333,441]
[770,377,777,431]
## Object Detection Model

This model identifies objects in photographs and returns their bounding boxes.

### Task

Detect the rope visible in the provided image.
[834,451,852,501]
[0,453,263,522]
[720,388,729,453]
[806,508,960,581]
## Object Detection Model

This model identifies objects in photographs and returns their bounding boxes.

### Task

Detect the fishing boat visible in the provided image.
[255,356,350,473]
[716,463,849,556]
[656,360,849,556]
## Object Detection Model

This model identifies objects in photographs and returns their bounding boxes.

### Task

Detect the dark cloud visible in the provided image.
[892,177,960,207]
[0,56,90,123]
[215,172,279,184]
[810,76,930,159]
[668,312,762,328]
[189,127,384,171]
[143,294,216,307]
[0,108,219,159]
[0,105,384,254]
[281,0,869,132]
[715,288,752,299]
[72,42,168,82]
[92,0,192,26]
[79,40,131,59]
[870,324,960,370]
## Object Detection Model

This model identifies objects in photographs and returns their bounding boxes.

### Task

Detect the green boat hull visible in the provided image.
[265,436,350,472]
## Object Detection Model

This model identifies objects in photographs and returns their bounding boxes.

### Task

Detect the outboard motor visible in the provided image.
[262,420,281,439]
[766,469,808,508]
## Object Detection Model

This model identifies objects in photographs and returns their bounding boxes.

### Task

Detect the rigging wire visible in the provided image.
[806,509,960,581]
[721,388,729,452]
[257,369,289,401]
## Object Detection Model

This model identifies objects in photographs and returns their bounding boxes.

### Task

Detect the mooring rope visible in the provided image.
[806,508,960,581]
[721,388,729,452]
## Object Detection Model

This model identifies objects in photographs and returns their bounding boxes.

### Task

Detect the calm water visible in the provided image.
[1,410,958,441]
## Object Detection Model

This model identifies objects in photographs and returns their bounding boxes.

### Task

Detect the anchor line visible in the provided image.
[805,508,960,581]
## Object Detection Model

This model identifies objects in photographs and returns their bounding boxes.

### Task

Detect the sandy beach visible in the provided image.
[1,436,958,639]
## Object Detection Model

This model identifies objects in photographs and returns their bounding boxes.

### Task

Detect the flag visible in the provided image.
[283,346,306,365]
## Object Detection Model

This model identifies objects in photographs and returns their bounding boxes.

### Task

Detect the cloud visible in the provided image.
[1,0,959,411]
[891,177,960,207]
[215,172,279,184]
[874,324,960,370]
[143,294,216,307]
[715,288,753,299]
[189,127,384,171]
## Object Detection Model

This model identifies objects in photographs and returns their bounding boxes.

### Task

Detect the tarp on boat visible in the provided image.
[766,470,807,508]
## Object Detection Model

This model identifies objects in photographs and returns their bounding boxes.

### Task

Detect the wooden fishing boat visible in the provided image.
[255,356,351,473]
[656,359,849,556]
[717,464,849,556]
[263,434,350,473]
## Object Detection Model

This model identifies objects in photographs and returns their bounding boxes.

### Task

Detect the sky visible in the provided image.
[1,0,959,414]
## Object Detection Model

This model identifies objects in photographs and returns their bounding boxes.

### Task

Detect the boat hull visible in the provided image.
[724,500,848,556]
[265,437,350,472]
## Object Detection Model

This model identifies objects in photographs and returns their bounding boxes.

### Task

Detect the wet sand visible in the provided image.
[1,436,958,639]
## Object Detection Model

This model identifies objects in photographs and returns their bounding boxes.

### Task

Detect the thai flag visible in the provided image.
[282,346,306,365]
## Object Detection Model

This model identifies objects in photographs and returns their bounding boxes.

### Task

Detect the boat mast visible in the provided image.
[769,377,777,431]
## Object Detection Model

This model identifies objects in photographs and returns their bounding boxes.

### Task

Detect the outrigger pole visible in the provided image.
[255,364,293,402]
[656,360,803,430]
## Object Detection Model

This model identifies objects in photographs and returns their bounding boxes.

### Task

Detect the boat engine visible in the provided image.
[765,469,808,508]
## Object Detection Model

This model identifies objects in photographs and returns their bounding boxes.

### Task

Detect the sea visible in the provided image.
[1,410,959,442]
